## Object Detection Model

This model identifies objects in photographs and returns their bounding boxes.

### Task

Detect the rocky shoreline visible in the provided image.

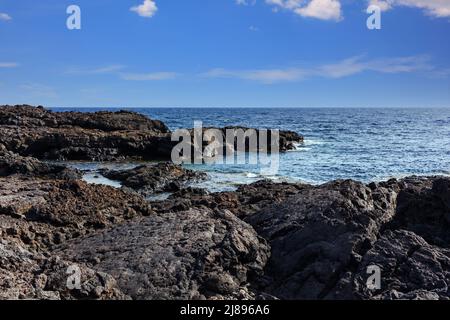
[0,105,449,300]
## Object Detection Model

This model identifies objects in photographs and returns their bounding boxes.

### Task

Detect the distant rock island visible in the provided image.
[0,105,449,300]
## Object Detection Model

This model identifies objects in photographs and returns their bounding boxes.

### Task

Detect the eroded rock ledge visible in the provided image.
[100,162,207,196]
[0,105,449,300]
[149,177,450,300]
[0,105,173,161]
[1,161,449,300]
[55,208,270,300]
[0,105,304,161]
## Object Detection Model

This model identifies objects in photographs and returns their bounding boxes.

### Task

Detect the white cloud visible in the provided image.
[66,65,177,81]
[203,55,435,83]
[204,67,307,83]
[241,0,450,20]
[266,0,342,21]
[64,56,441,84]
[66,65,125,75]
[266,0,301,10]
[130,0,158,18]
[120,72,178,81]
[236,0,257,5]
[318,55,433,77]
[368,0,450,17]
[295,0,342,21]
[88,65,125,74]
[368,0,392,11]
[0,13,12,21]
[0,62,18,68]
[317,56,367,78]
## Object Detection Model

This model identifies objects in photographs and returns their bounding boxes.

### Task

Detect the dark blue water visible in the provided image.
[53,107,450,189]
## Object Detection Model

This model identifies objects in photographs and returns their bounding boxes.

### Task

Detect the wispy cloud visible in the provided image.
[130,0,158,18]
[318,55,433,78]
[203,68,307,83]
[429,68,450,79]
[66,65,125,75]
[120,72,178,81]
[0,13,12,21]
[236,0,257,5]
[368,0,450,18]
[20,83,58,98]
[0,62,19,68]
[66,64,178,81]
[65,56,442,84]
[203,55,436,83]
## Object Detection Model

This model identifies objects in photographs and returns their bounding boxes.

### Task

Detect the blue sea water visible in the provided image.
[53,107,450,190]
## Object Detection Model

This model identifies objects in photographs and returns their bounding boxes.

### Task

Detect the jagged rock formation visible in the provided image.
[185,126,304,153]
[0,105,169,132]
[244,177,450,300]
[151,180,306,218]
[244,179,399,299]
[0,105,303,161]
[0,240,129,300]
[55,208,270,300]
[0,105,449,301]
[150,177,450,300]
[0,145,81,179]
[100,162,207,195]
[0,105,173,161]
[353,230,450,300]
[1,165,449,300]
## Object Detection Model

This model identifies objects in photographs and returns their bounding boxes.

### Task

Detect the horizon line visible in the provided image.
[46,105,450,109]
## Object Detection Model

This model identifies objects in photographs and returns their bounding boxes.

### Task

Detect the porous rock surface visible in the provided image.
[0,105,303,161]
[151,177,450,300]
[55,208,270,300]
[0,145,81,179]
[1,105,449,301]
[243,177,450,300]
[100,162,207,195]
[184,126,304,154]
[0,240,129,300]
[0,105,173,161]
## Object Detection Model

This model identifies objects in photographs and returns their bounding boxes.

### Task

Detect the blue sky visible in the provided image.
[0,0,449,108]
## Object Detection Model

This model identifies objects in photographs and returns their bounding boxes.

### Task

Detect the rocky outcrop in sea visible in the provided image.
[0,105,449,300]
[0,105,302,162]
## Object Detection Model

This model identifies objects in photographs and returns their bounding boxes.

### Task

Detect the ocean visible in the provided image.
[53,107,450,191]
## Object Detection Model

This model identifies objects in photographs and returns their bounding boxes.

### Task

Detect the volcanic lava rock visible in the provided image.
[0,170,153,300]
[100,162,207,195]
[353,230,450,300]
[55,208,270,300]
[244,179,400,300]
[232,177,450,300]
[0,146,81,180]
[0,105,174,161]
[0,106,304,161]
[185,126,304,154]
[0,240,129,300]
[218,126,304,152]
[151,180,306,218]
[1,110,449,304]
[0,177,153,251]
[386,177,450,248]
[0,105,169,132]
[0,174,450,301]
